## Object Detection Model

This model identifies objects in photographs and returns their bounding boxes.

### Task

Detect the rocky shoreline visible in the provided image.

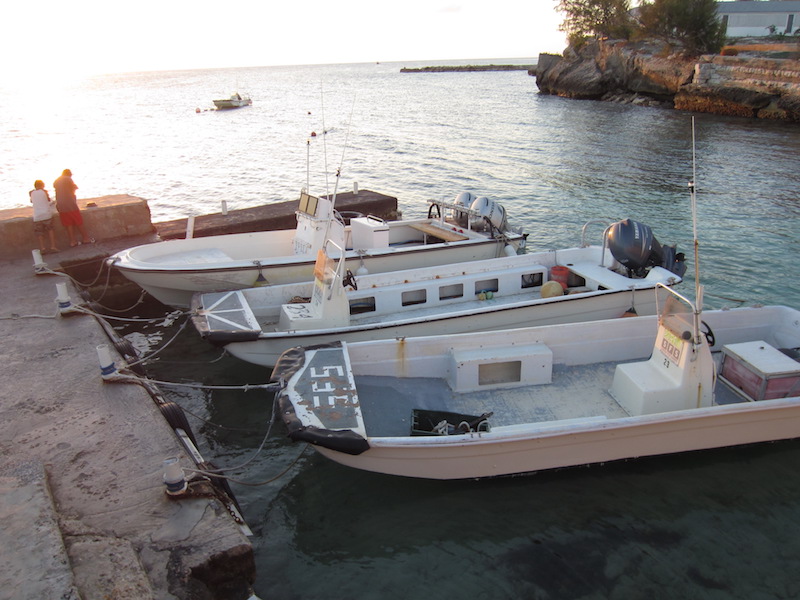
[533,39,800,121]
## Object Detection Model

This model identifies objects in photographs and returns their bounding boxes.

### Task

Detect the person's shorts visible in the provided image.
[33,218,54,234]
[59,209,83,227]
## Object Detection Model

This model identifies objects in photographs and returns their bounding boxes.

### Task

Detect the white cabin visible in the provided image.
[717,1,800,37]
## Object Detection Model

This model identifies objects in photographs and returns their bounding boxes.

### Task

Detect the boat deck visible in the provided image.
[354,355,747,438]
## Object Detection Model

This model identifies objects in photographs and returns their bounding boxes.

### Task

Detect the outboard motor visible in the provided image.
[607,219,685,278]
[469,196,508,232]
[452,191,475,227]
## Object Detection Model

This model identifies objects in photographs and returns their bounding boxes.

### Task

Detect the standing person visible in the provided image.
[54,168,95,246]
[29,180,59,253]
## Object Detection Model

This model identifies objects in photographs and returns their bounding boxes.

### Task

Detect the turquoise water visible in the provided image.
[27,60,800,598]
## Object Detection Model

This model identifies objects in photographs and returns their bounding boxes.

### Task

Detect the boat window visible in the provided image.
[479,361,522,386]
[475,278,499,295]
[520,272,544,289]
[402,289,427,306]
[439,283,464,300]
[298,192,318,216]
[349,297,376,314]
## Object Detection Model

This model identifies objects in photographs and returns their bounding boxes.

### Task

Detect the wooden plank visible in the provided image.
[410,222,469,242]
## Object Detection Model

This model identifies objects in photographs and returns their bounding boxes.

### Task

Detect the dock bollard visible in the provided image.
[185,216,195,239]
[96,343,117,379]
[32,249,48,274]
[163,457,188,495]
[55,282,75,315]
[221,200,228,215]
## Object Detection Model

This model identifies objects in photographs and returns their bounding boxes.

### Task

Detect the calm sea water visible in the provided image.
[12,60,800,598]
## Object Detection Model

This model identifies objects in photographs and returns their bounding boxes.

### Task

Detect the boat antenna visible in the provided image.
[320,82,330,198]
[322,94,357,242]
[689,116,703,313]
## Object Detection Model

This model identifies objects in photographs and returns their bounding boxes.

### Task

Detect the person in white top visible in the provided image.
[29,180,59,253]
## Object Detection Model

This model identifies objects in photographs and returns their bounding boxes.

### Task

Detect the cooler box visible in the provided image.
[350,216,390,249]
[720,341,800,401]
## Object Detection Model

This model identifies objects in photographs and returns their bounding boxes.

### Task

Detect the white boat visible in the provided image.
[213,92,252,109]
[111,191,527,307]
[271,287,800,480]
[191,218,685,366]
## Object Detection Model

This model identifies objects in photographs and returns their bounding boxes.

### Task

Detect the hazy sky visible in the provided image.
[4,1,565,81]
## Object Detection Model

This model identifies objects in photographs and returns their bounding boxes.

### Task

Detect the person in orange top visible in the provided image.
[53,168,94,247]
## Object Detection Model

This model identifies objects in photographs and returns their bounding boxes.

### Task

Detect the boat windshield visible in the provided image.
[657,285,697,343]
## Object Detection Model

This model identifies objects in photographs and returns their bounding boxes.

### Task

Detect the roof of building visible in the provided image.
[717,1,800,15]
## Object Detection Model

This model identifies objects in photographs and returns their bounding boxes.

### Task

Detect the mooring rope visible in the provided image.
[111,371,281,393]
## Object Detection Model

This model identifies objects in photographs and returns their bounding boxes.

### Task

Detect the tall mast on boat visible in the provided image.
[321,94,356,245]
[690,116,703,314]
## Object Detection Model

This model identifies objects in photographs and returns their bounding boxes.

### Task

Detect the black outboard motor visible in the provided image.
[607,219,686,278]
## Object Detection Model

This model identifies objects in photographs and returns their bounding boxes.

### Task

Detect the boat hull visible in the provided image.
[115,236,516,307]
[225,286,667,366]
[314,399,800,479]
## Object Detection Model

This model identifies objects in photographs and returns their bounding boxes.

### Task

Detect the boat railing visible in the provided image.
[580,220,614,267]
[427,198,481,230]
[322,239,348,300]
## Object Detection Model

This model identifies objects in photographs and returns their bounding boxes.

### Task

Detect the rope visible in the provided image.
[186,394,280,475]
[0,309,60,320]
[195,445,309,486]
[144,377,300,486]
[176,402,265,433]
[110,371,281,392]
[90,289,149,313]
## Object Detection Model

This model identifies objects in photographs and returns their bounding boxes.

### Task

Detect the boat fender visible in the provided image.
[288,426,370,455]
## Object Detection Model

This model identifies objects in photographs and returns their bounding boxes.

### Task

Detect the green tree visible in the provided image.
[556,0,633,44]
[638,0,726,54]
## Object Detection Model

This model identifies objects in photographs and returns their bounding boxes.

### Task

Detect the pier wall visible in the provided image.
[0,190,399,260]
[0,195,155,260]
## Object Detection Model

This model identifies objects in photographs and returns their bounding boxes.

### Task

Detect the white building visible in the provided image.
[717,1,800,37]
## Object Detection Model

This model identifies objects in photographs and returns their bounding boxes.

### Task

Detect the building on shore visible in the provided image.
[717,1,800,37]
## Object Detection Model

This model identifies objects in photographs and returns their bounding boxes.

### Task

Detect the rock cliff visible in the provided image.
[534,39,800,121]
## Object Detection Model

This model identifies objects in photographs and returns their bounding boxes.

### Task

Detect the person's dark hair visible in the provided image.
[62,169,72,176]
[34,180,45,189]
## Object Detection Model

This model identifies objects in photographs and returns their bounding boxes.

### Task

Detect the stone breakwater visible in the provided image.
[534,40,800,121]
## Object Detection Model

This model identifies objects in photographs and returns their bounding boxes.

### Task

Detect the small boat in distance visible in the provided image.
[272,287,800,480]
[213,92,252,109]
[191,218,684,366]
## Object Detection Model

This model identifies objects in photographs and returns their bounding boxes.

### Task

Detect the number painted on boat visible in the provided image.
[309,362,355,408]
[660,329,683,364]
[313,393,353,408]
[310,365,345,378]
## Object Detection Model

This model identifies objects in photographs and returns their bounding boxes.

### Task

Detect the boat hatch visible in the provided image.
[199,290,261,341]
[449,343,553,392]
[720,341,800,402]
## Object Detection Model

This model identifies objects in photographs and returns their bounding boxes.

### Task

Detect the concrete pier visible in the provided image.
[0,247,255,599]
[0,190,399,598]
